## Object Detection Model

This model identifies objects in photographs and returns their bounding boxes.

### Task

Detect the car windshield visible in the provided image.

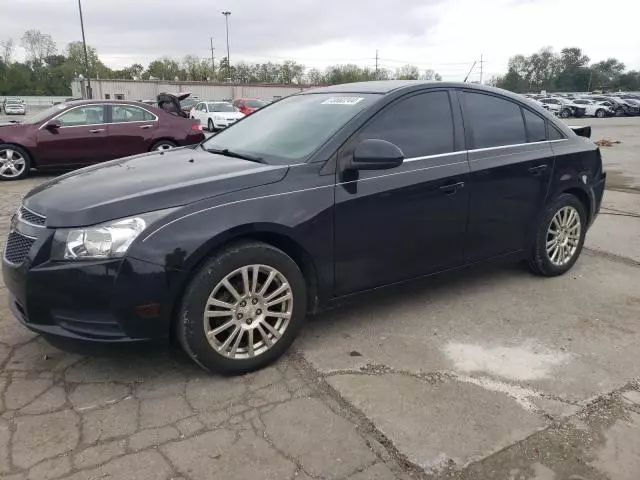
[246,99,266,108]
[6,101,21,105]
[203,93,378,165]
[211,103,235,112]
[20,103,68,124]
[180,98,197,107]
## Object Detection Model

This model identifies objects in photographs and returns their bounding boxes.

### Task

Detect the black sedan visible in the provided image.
[2,81,606,374]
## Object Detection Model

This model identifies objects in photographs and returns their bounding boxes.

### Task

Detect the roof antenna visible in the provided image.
[464,61,477,83]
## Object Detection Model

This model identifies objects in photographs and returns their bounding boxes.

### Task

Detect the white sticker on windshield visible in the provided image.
[321,97,364,105]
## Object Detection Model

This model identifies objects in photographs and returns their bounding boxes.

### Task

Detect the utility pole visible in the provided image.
[77,0,92,98]
[480,54,483,84]
[375,49,379,78]
[222,11,231,81]
[210,37,216,79]
[463,61,477,83]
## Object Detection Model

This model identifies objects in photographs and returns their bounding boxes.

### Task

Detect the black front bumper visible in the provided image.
[2,247,177,344]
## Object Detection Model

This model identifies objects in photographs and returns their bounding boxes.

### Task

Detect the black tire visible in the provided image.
[528,193,587,277]
[559,109,571,119]
[150,140,177,152]
[0,144,31,181]
[208,119,215,132]
[595,109,606,118]
[178,241,307,375]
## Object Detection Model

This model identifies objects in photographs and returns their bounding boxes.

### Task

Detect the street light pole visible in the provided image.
[222,11,231,81]
[77,0,92,98]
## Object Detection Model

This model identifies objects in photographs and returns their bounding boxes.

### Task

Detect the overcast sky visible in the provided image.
[3,0,639,81]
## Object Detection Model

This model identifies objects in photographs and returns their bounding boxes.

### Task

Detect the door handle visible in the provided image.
[439,181,465,195]
[528,165,548,176]
[139,125,153,129]
[89,129,104,134]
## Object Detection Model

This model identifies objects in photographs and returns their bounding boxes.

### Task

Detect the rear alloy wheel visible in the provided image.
[559,109,571,118]
[0,144,30,181]
[151,140,177,152]
[595,109,606,118]
[208,119,215,132]
[178,241,307,374]
[528,194,586,277]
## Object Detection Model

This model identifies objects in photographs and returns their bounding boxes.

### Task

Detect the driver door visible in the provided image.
[333,90,470,296]
[36,104,109,167]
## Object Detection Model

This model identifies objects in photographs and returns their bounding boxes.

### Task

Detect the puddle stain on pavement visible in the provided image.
[443,341,572,382]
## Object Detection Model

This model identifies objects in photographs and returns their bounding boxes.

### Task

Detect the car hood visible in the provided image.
[23,146,288,227]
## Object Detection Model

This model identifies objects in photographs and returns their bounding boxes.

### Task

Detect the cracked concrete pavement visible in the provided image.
[1,120,640,480]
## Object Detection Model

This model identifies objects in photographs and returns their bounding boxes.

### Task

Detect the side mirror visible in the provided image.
[349,139,404,171]
[45,119,61,130]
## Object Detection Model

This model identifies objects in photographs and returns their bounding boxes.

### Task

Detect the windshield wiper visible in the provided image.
[205,146,265,164]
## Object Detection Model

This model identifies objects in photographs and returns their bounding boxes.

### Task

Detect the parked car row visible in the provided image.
[523,92,640,117]
[0,93,204,180]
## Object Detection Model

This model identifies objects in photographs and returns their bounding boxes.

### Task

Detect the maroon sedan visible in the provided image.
[0,95,205,180]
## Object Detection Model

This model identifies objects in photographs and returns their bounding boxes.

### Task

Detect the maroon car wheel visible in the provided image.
[0,144,31,181]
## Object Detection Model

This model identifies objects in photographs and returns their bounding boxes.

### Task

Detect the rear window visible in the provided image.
[522,108,547,143]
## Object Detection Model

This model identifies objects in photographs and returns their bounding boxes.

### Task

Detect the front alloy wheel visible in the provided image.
[178,241,306,374]
[204,265,293,359]
[0,145,30,180]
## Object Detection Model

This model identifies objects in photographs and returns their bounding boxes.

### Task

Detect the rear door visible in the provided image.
[334,89,470,295]
[35,104,109,166]
[458,90,554,262]
[104,104,158,160]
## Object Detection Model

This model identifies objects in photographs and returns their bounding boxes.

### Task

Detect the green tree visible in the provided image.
[146,57,181,80]
[395,64,419,80]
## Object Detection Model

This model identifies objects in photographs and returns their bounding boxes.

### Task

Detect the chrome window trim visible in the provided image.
[37,104,108,130]
[38,103,158,130]
[110,103,158,124]
[143,139,568,242]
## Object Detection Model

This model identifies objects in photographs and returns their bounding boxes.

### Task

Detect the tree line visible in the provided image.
[491,47,640,93]
[2,30,638,96]
[0,30,442,96]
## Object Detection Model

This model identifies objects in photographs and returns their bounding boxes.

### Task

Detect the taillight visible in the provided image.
[191,123,203,131]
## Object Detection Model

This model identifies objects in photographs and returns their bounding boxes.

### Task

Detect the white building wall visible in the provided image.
[71,79,316,102]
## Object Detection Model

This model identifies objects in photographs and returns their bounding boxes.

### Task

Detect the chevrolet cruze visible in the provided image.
[2,81,606,374]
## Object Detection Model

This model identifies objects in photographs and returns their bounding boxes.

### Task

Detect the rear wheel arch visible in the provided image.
[561,187,591,223]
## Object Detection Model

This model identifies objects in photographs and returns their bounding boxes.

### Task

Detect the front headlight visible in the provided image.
[52,209,174,260]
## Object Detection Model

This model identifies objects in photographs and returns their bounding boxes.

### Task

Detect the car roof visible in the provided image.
[300,80,539,103]
[62,99,156,107]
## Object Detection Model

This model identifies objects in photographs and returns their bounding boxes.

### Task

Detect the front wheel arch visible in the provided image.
[168,228,320,340]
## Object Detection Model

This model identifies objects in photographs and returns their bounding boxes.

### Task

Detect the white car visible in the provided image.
[572,98,614,118]
[536,97,585,118]
[190,101,245,132]
[3,99,26,115]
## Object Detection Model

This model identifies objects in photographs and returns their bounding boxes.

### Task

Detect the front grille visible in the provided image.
[19,207,46,226]
[3,231,35,265]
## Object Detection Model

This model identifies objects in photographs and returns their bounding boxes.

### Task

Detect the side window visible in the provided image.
[58,105,105,127]
[462,92,526,149]
[522,108,546,143]
[549,124,565,140]
[358,91,454,158]
[209,104,217,112]
[112,105,154,123]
